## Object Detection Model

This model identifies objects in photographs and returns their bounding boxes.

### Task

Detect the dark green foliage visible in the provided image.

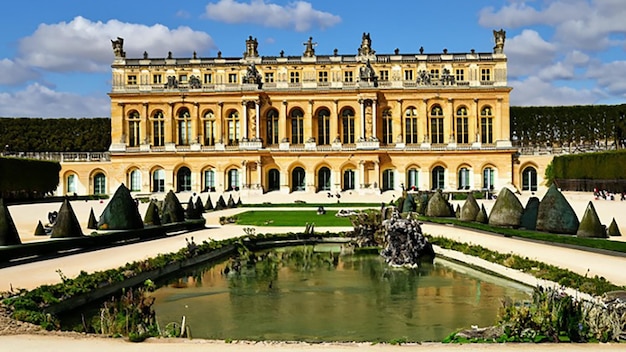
[204,195,213,211]
[608,218,621,237]
[34,220,46,236]
[97,185,143,230]
[547,150,626,189]
[476,204,489,224]
[227,194,236,208]
[50,199,84,238]
[488,188,524,228]
[455,204,460,219]
[415,193,430,215]
[0,198,21,245]
[185,197,195,219]
[162,191,185,224]
[215,195,227,210]
[0,158,61,199]
[143,201,161,226]
[395,197,405,212]
[401,193,416,213]
[87,208,97,230]
[195,196,204,214]
[536,185,579,235]
[0,117,110,152]
[236,197,242,207]
[520,197,540,230]
[576,202,607,238]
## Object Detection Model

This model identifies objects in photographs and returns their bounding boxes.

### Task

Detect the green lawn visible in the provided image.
[234,210,353,227]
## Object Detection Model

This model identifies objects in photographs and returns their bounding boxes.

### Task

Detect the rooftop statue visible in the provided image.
[244,35,259,58]
[493,28,506,54]
[303,36,317,57]
[111,37,125,58]
[358,32,375,56]
[359,60,378,85]
[243,63,262,88]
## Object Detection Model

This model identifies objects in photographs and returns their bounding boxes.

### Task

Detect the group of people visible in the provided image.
[593,188,626,201]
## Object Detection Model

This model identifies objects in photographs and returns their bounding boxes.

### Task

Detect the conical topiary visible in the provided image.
[204,195,214,211]
[455,204,461,219]
[488,188,524,227]
[576,201,607,238]
[185,197,196,219]
[34,220,46,236]
[426,190,453,217]
[195,196,205,215]
[476,204,489,224]
[536,184,579,234]
[144,200,161,226]
[97,184,144,230]
[236,197,242,207]
[51,199,84,238]
[608,218,622,237]
[227,194,236,208]
[0,198,21,245]
[520,197,540,230]
[402,193,416,213]
[215,195,227,210]
[460,193,480,221]
[87,208,98,229]
[162,190,185,224]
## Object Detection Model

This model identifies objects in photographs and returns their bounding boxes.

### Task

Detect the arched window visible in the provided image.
[204,110,215,146]
[456,107,469,144]
[67,174,77,194]
[129,169,141,192]
[268,169,280,192]
[317,108,331,145]
[341,108,355,144]
[178,108,192,145]
[343,169,355,190]
[407,168,418,190]
[430,105,444,144]
[290,109,304,144]
[152,110,165,146]
[382,109,393,144]
[291,167,306,191]
[458,167,470,190]
[522,166,538,192]
[177,167,192,192]
[431,166,445,190]
[227,110,240,145]
[483,167,495,190]
[481,106,494,144]
[382,169,395,191]
[405,107,419,144]
[203,169,215,192]
[152,169,165,192]
[266,109,279,145]
[128,111,141,147]
[318,167,331,191]
[93,172,106,195]
[227,169,239,191]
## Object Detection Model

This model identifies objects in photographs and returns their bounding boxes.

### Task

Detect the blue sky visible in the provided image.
[0,0,625,117]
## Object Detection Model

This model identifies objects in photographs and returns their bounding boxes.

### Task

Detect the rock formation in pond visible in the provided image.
[34,220,46,236]
[227,194,236,208]
[97,184,143,230]
[536,184,579,234]
[576,201,607,238]
[162,190,185,224]
[87,208,98,229]
[0,198,21,245]
[476,204,489,224]
[488,188,524,227]
[380,209,435,267]
[204,195,214,211]
[608,218,622,237]
[144,200,161,226]
[426,190,453,217]
[460,193,480,221]
[351,209,383,247]
[520,197,540,230]
[51,199,84,238]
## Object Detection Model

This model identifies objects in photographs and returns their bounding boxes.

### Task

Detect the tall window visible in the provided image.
[290,109,304,144]
[152,169,165,192]
[382,169,395,191]
[177,167,191,192]
[481,106,494,144]
[343,169,355,190]
[341,108,355,144]
[93,173,106,195]
[456,107,469,144]
[152,110,165,146]
[317,108,331,145]
[407,168,419,190]
[204,169,215,192]
[483,167,494,190]
[228,169,239,191]
[130,169,141,192]
[153,74,162,85]
[431,166,445,190]
[128,111,140,147]
[458,167,470,190]
[382,109,393,144]
[228,73,237,83]
[204,111,215,146]
[292,167,306,191]
[178,108,192,145]
[204,73,212,84]
[266,109,279,145]
[403,69,413,81]
[318,167,331,191]
[430,105,445,144]
[522,167,538,192]
[405,107,419,144]
[67,174,77,194]
[227,110,240,145]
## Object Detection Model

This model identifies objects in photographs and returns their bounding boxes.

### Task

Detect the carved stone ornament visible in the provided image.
[493,28,506,54]
[244,36,259,58]
[111,37,125,58]
[303,37,317,57]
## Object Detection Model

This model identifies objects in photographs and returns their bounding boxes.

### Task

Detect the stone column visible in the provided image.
[255,100,260,140]
[331,99,339,142]
[473,98,480,142]
[142,102,149,144]
[241,160,248,189]
[217,101,224,143]
[256,160,262,189]
[359,99,365,140]
[422,99,429,143]
[372,99,377,140]
[396,99,403,142]
[119,103,127,144]
[168,102,175,144]
[279,100,288,142]
[242,101,249,140]
[447,98,454,142]
[358,160,365,190]
[374,160,380,190]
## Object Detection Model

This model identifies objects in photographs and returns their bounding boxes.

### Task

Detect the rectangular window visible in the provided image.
[431,118,445,144]
[481,68,491,81]
[127,75,137,85]
[152,74,162,84]
[455,69,464,82]
[379,70,389,81]
[204,120,215,146]
[290,71,300,83]
[228,73,238,83]
[456,117,469,144]
[204,73,212,84]
[179,74,188,83]
[153,120,164,146]
[405,118,419,144]
[318,71,328,82]
[344,71,353,82]
[264,72,274,83]
[481,118,493,143]
[382,116,393,144]
[404,69,413,81]
[430,69,440,80]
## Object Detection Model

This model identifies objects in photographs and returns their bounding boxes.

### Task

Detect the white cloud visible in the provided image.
[506,30,557,78]
[479,1,590,29]
[205,0,341,32]
[0,83,109,118]
[510,77,600,106]
[18,16,216,73]
[537,62,574,81]
[0,59,40,85]
[586,60,626,97]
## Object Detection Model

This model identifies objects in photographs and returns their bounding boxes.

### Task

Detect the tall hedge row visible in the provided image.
[549,151,626,180]
[0,157,61,199]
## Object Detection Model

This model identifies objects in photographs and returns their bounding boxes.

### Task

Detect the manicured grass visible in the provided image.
[234,210,353,227]
[242,202,381,208]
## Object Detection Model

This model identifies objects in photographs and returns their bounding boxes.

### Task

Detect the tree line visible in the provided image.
[0,157,61,199]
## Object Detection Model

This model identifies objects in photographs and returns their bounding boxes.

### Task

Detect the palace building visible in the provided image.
[59,30,524,197]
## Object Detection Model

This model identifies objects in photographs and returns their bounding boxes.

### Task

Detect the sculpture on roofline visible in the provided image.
[493,29,506,54]
[358,32,375,56]
[243,63,262,88]
[244,36,259,58]
[303,36,317,57]
[111,37,125,58]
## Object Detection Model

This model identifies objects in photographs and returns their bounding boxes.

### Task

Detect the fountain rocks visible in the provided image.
[380,209,435,267]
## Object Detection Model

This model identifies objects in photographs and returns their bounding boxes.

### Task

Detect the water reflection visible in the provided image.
[150,246,530,342]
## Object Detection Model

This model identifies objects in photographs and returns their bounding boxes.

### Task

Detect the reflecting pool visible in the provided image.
[150,245,530,342]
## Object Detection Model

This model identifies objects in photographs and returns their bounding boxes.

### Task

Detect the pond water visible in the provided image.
[150,245,531,342]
